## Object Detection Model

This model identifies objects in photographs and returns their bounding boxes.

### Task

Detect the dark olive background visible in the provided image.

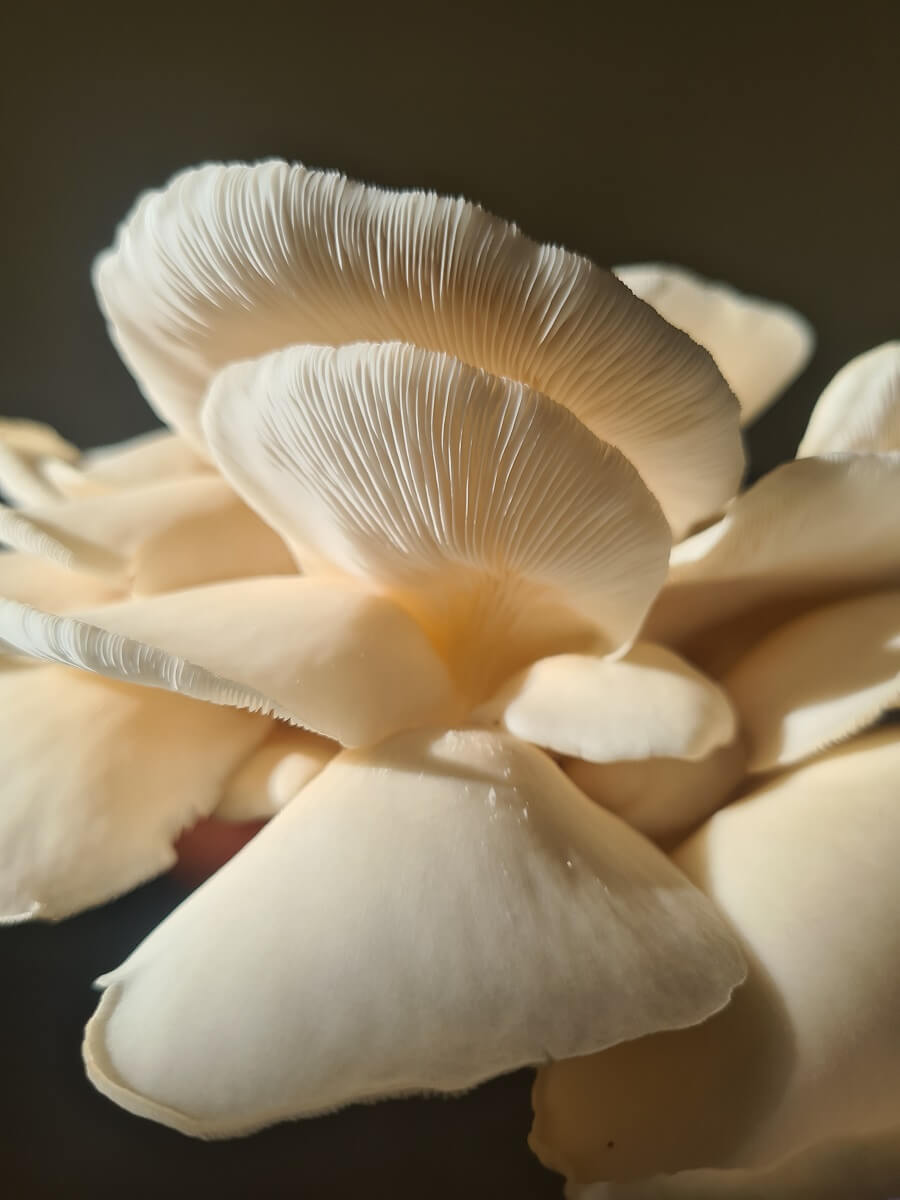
[2,4,898,1197]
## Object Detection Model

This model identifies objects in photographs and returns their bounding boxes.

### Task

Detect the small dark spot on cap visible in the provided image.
[607,1140,615,1149]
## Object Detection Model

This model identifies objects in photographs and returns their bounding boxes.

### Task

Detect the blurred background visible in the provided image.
[2,3,898,1196]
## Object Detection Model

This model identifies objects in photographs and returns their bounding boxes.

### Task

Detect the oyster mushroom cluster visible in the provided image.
[1,161,898,1197]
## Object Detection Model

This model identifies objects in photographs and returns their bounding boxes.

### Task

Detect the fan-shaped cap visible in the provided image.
[95,161,742,534]
[204,342,672,697]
